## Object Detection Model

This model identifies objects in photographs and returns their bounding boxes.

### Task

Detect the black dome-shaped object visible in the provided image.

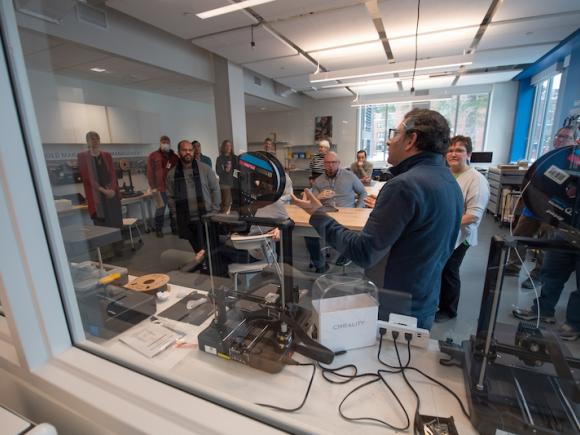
[523,145,580,244]
[236,151,286,216]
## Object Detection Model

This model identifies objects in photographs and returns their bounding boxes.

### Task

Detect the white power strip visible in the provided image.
[377,319,430,349]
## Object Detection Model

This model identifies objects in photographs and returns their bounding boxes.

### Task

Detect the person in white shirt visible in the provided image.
[436,135,490,322]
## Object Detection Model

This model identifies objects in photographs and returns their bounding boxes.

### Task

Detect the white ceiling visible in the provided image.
[105,0,580,102]
[19,28,215,103]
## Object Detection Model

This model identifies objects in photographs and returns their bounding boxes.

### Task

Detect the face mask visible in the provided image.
[160,143,170,152]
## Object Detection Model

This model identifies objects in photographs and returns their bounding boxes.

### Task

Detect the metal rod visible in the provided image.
[477,246,507,390]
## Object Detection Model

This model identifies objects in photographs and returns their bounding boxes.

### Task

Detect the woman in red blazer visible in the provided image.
[77,131,122,229]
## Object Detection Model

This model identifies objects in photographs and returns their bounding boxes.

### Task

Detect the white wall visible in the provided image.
[246,96,358,166]
[247,83,520,167]
[27,69,219,159]
[484,81,519,165]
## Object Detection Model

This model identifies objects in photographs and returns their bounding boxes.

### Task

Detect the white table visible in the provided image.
[98,280,476,435]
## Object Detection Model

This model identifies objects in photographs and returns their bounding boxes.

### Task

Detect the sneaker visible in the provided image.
[335,255,350,267]
[435,311,456,323]
[315,264,329,274]
[521,277,540,290]
[503,263,520,276]
[558,323,580,341]
[512,308,556,324]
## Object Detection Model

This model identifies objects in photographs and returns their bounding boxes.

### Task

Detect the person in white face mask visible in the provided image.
[147,135,179,237]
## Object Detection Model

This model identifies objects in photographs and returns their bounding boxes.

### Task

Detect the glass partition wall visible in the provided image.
[4,2,579,434]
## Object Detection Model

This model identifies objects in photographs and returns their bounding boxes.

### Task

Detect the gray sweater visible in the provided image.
[312,169,367,208]
[165,163,221,219]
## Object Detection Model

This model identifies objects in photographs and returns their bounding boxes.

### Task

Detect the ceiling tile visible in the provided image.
[270,3,377,52]
[304,88,353,99]
[244,54,316,78]
[457,70,522,86]
[472,44,557,69]
[245,94,293,112]
[379,0,491,38]
[399,76,455,91]
[350,81,401,96]
[275,74,336,91]
[108,0,257,39]
[390,27,477,62]
[252,0,358,21]
[193,25,297,64]
[311,41,388,70]
[18,28,64,55]
[478,15,580,50]
[493,0,580,21]
[24,42,110,71]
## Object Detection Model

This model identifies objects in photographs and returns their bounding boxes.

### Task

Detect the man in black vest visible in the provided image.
[166,140,221,261]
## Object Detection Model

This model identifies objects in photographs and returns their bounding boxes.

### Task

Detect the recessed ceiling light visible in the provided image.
[90,67,107,73]
[260,107,267,111]
[197,0,276,20]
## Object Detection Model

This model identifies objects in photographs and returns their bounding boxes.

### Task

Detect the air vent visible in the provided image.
[414,89,429,96]
[77,2,108,29]
[253,76,262,86]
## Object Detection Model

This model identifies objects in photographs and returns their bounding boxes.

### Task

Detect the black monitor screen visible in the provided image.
[470,152,493,163]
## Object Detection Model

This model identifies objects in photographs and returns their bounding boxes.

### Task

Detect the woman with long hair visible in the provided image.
[215,139,238,213]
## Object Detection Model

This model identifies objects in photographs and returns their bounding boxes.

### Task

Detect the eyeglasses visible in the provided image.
[388,128,403,140]
[324,161,340,165]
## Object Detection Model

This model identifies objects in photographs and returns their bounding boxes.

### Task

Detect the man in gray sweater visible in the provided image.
[306,152,367,272]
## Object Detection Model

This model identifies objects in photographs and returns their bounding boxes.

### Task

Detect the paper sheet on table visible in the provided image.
[111,319,200,371]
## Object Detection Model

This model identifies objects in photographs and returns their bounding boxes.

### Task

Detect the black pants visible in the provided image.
[185,220,206,253]
[438,242,470,317]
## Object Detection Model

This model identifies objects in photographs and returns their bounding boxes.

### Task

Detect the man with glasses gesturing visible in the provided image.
[304,151,367,273]
[293,109,463,329]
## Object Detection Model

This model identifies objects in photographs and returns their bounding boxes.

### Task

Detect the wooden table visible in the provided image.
[102,279,476,435]
[285,204,372,237]
[365,180,386,197]
[57,192,154,231]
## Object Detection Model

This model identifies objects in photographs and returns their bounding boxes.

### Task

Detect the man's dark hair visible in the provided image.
[192,140,200,146]
[403,108,450,154]
[357,150,367,157]
[450,135,473,155]
[160,135,170,143]
[177,140,191,152]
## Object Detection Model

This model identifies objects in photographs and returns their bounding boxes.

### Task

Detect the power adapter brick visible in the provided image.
[377,313,430,349]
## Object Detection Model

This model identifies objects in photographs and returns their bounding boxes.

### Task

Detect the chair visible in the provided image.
[228,233,277,292]
[123,218,143,250]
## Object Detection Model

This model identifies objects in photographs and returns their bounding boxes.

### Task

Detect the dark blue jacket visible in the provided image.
[310,152,463,320]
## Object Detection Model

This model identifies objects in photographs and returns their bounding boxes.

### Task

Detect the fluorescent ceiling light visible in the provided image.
[197,0,276,19]
[90,67,107,73]
[310,54,473,83]
[351,96,453,107]
[322,75,431,89]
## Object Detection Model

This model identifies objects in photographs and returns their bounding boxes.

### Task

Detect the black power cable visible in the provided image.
[410,0,421,93]
[256,361,316,412]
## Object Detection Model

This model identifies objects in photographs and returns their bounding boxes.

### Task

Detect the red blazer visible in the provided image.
[147,149,178,192]
[77,150,120,216]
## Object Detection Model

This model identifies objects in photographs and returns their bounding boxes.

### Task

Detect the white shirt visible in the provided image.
[455,167,490,248]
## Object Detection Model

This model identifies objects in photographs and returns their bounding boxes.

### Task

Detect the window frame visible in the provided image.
[525,71,562,161]
[0,3,284,433]
[357,92,491,166]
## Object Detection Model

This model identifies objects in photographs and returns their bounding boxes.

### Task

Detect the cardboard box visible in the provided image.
[313,293,378,352]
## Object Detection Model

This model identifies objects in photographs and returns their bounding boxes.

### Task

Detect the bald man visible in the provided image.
[305,151,367,272]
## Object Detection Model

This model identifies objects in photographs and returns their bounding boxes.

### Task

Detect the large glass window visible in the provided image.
[358,93,490,164]
[526,73,562,161]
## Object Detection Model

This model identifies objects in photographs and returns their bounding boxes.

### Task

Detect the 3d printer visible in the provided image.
[197,151,334,373]
[441,144,580,434]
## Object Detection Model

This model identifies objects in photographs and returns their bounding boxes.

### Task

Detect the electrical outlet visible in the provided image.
[377,319,430,349]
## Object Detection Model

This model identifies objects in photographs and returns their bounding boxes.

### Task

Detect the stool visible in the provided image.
[123,218,143,250]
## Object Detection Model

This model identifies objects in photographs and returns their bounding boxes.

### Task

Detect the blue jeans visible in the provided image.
[305,237,324,268]
[154,192,175,232]
[532,250,580,328]
[417,313,436,330]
